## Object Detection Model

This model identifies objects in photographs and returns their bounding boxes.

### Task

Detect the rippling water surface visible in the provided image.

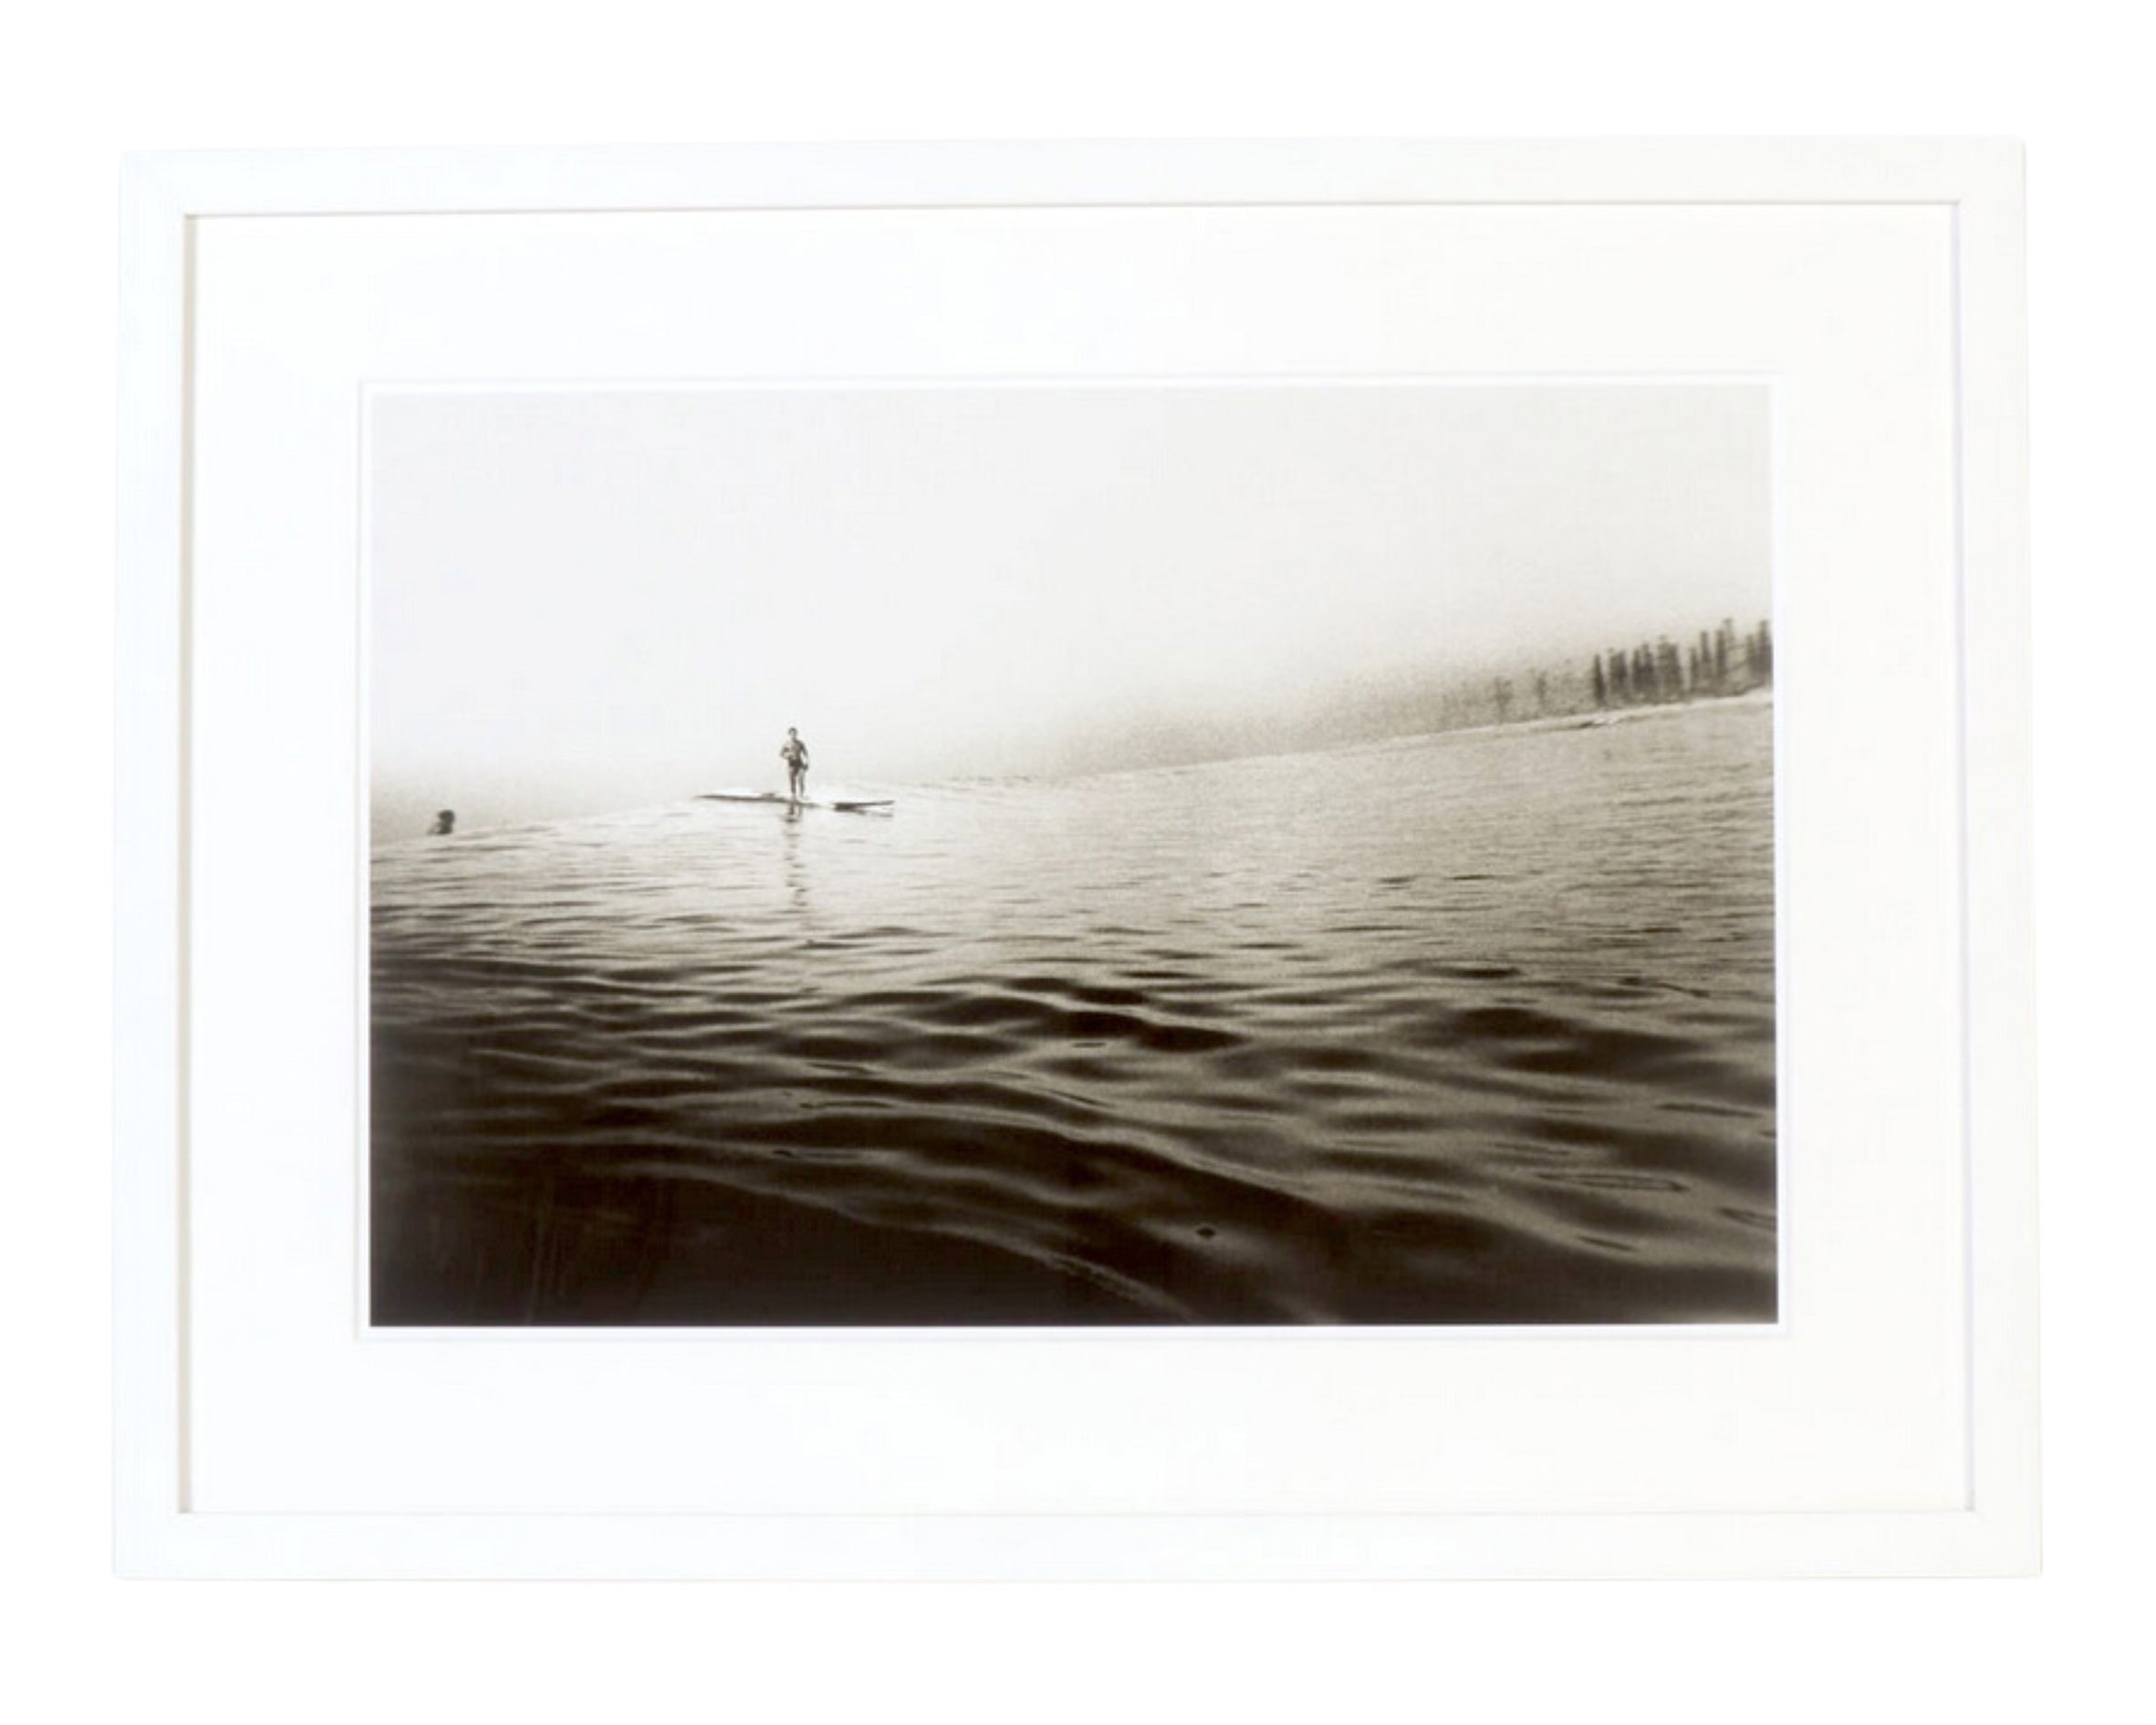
[371,699,1776,1325]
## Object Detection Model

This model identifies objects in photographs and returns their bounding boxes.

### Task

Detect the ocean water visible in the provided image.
[370,698,1776,1325]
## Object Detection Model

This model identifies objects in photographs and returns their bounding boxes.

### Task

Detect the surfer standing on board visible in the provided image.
[780,727,810,802]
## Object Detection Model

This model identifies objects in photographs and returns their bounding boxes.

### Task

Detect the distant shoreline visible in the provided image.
[1407,683,1774,748]
[370,688,1774,847]
[995,685,1776,790]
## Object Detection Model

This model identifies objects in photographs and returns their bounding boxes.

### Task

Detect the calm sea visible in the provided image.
[370,698,1776,1325]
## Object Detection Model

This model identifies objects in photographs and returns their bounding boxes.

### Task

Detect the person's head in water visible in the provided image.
[428,809,455,836]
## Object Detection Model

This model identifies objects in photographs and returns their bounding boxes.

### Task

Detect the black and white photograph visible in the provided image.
[367,379,1776,1325]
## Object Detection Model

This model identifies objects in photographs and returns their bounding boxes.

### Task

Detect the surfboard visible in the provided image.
[696,793,895,814]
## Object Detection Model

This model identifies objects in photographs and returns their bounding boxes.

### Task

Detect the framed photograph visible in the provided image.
[117,140,2034,1576]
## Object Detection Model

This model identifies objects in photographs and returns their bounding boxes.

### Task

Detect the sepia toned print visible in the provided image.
[368,382,1775,1325]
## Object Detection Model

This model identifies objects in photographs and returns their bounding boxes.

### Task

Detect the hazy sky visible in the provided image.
[368,382,1768,832]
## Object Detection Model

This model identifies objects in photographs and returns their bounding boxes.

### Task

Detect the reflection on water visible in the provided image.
[370,699,1776,1325]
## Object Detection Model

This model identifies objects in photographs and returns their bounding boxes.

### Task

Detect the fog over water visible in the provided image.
[368,383,1768,837]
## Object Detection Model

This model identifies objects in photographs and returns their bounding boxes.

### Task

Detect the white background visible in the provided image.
[2,2,2140,1720]
[187,203,1955,1520]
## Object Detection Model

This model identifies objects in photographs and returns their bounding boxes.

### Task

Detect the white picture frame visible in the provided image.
[116,140,2034,1578]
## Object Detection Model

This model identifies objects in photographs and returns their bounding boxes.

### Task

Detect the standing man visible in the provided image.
[780,726,810,802]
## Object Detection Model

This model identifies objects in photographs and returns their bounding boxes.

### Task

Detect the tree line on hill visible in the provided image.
[1588,617,1773,710]
[1485,617,1772,724]
[1035,616,1774,778]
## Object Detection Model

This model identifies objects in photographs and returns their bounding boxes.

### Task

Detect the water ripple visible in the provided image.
[372,701,1776,1325]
